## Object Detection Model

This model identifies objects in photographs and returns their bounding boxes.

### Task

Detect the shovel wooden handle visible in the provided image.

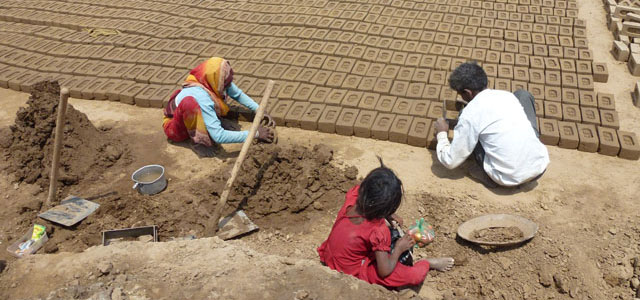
[205,80,274,237]
[46,87,70,205]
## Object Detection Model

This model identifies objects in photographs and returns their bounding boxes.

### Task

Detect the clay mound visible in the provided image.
[1,80,127,189]
[219,144,357,217]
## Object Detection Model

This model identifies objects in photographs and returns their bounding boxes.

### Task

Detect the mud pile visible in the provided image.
[472,226,524,242]
[223,144,358,217]
[0,80,127,190]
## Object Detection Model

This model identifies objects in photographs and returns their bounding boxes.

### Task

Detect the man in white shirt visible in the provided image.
[434,62,549,188]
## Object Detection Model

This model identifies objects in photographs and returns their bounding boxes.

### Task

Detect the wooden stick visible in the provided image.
[46,87,70,205]
[205,80,274,236]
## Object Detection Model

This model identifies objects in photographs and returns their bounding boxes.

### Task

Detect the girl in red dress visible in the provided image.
[317,159,454,288]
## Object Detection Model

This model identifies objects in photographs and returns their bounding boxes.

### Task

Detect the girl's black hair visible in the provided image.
[356,157,403,220]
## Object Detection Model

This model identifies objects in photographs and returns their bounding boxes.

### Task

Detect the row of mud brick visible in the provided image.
[263,99,640,160]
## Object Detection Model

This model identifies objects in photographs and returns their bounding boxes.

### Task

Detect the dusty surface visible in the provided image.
[1,81,640,300]
[1,0,640,298]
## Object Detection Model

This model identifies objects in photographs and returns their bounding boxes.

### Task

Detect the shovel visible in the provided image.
[204,80,275,239]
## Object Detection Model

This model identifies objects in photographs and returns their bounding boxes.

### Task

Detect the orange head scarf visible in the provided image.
[183,57,232,117]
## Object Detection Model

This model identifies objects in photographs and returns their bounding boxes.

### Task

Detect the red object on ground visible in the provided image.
[317,185,429,288]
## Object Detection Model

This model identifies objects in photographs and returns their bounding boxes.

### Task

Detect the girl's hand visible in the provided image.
[395,234,415,253]
[390,214,403,227]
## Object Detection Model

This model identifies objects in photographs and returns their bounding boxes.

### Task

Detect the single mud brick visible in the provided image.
[371,113,396,140]
[341,91,363,108]
[407,117,432,147]
[545,87,562,102]
[581,107,601,125]
[591,62,609,82]
[284,101,310,128]
[103,80,131,102]
[539,118,560,146]
[373,78,393,94]
[277,82,300,100]
[629,53,640,76]
[134,84,162,108]
[494,78,511,91]
[427,102,445,119]
[596,126,621,156]
[375,96,397,113]
[577,123,599,152]
[561,73,578,88]
[317,106,342,133]
[299,104,326,131]
[562,104,581,122]
[93,79,121,101]
[292,84,315,102]
[148,67,174,85]
[135,65,162,84]
[545,71,562,87]
[557,121,579,149]
[529,69,545,84]
[335,108,360,136]
[119,83,145,105]
[353,110,378,138]
[122,64,146,81]
[534,100,544,117]
[617,130,640,159]
[579,91,598,108]
[391,98,412,115]
[71,77,96,99]
[389,115,414,144]
[611,41,630,61]
[634,81,640,108]
[529,84,545,101]
[544,102,563,120]
[270,100,294,126]
[597,93,616,110]
[307,86,331,103]
[409,100,431,117]
[358,93,379,110]
[423,85,442,101]
[326,89,347,106]
[599,110,620,129]
[561,88,580,105]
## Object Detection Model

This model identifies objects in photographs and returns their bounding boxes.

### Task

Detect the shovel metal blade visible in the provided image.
[216,210,259,240]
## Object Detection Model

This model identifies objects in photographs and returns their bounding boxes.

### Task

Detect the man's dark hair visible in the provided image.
[356,157,403,220]
[449,62,488,93]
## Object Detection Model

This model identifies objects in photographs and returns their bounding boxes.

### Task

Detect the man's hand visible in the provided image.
[434,117,449,134]
[257,126,274,143]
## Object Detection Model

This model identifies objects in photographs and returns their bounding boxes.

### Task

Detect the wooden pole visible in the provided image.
[205,80,274,236]
[46,87,70,205]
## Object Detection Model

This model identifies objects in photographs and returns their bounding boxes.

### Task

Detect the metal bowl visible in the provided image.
[457,214,538,246]
[131,165,167,195]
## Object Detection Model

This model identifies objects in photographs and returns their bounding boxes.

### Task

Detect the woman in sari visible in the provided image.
[163,57,274,155]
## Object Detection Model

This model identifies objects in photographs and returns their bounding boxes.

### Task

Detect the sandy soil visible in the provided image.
[1,0,640,298]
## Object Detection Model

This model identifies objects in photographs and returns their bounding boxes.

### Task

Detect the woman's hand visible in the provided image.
[394,234,415,253]
[257,126,274,143]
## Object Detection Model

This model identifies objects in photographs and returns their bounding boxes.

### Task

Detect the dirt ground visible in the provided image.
[1,0,640,299]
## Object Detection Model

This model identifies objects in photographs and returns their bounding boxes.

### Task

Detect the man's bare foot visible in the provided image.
[427,257,455,271]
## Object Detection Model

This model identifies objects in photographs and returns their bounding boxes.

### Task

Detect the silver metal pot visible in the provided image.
[131,165,167,195]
